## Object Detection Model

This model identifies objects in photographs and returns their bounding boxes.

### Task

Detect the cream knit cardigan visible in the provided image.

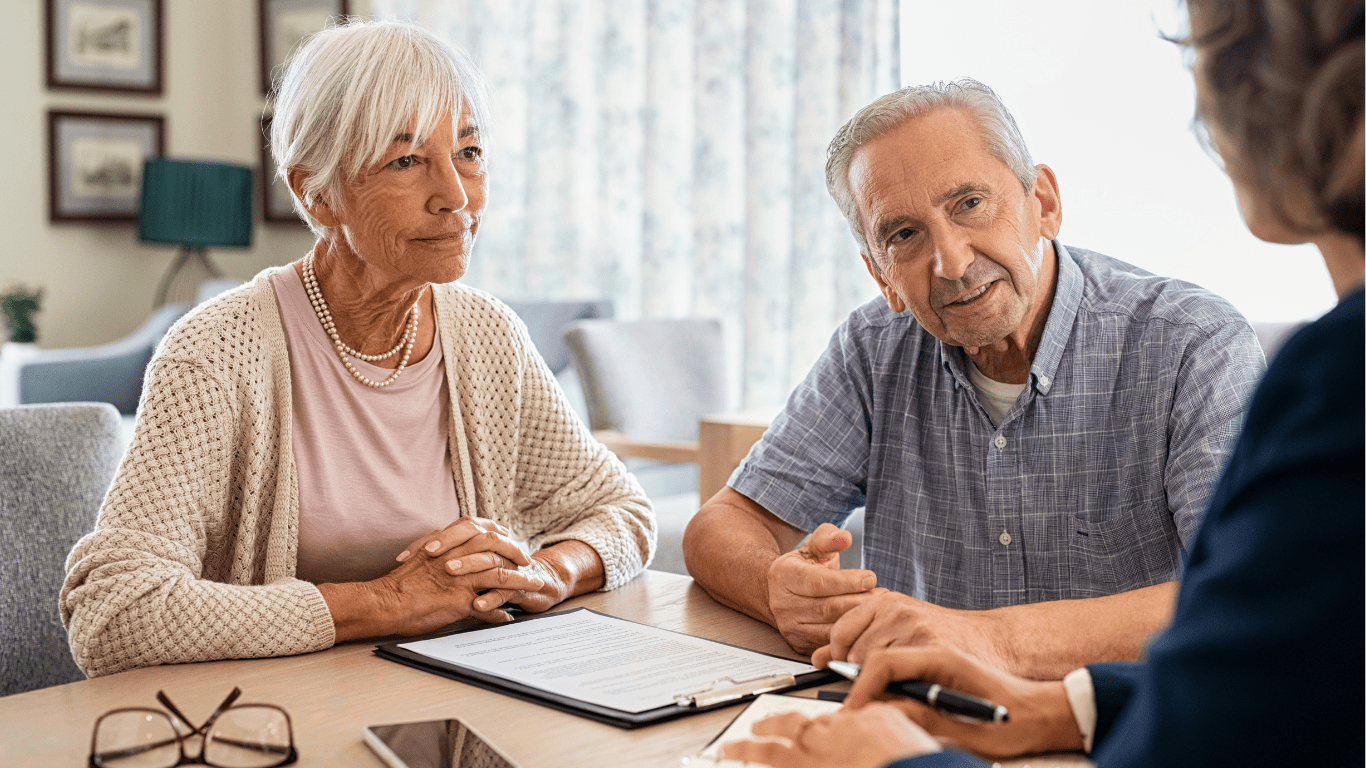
[61,268,656,678]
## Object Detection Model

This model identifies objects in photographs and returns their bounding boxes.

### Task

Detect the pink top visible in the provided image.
[271,268,461,584]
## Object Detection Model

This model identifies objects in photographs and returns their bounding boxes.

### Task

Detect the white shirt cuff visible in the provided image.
[1062,667,1098,754]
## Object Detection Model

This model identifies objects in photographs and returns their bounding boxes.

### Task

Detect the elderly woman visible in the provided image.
[722,0,1363,766]
[61,20,654,677]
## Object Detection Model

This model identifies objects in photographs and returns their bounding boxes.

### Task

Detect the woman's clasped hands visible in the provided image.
[393,515,569,623]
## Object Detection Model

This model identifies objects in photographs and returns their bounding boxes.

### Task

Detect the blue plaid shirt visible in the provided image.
[731,243,1265,610]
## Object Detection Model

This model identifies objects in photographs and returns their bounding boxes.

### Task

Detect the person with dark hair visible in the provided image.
[721,0,1364,765]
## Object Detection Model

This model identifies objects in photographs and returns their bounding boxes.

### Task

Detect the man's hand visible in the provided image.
[839,646,1083,759]
[720,703,939,768]
[811,590,1012,672]
[767,523,882,654]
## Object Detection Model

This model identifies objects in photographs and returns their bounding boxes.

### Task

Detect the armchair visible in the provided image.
[501,299,613,424]
[14,302,190,415]
[563,318,727,574]
[0,402,123,694]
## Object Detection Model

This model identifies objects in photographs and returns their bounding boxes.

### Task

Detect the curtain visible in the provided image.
[374,0,899,408]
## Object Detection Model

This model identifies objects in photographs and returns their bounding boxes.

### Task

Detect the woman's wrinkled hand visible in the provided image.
[396,516,533,574]
[720,703,940,768]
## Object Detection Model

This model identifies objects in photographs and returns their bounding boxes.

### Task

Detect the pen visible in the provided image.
[825,659,1009,723]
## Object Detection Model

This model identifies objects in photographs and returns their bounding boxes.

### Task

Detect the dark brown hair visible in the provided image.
[1186,0,1364,242]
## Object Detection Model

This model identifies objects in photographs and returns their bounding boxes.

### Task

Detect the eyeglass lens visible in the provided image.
[204,705,293,768]
[93,705,291,768]
[92,710,180,767]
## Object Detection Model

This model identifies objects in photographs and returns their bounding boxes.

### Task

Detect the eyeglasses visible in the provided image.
[88,687,297,768]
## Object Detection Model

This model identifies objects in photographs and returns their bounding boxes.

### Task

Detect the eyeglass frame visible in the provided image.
[88,686,298,768]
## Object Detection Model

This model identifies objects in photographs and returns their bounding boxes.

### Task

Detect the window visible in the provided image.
[901,0,1334,323]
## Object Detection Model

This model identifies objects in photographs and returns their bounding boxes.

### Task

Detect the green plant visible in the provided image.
[0,285,43,343]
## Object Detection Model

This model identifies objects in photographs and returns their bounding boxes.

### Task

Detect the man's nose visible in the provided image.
[428,159,469,214]
[930,228,973,281]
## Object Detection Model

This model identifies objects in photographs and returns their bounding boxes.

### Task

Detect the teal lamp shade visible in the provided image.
[139,159,253,247]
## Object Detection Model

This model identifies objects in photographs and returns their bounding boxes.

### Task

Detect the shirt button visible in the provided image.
[1039,375,1051,387]
[999,531,1012,546]
[993,435,1007,450]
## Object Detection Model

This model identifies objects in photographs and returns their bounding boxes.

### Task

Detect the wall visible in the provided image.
[0,1,368,350]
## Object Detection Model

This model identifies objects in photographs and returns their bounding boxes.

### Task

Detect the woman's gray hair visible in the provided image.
[269,18,491,237]
[825,79,1037,257]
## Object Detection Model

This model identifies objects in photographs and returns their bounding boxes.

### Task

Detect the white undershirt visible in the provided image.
[966,360,1027,426]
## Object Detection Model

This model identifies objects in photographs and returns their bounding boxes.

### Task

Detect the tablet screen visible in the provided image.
[364,719,520,768]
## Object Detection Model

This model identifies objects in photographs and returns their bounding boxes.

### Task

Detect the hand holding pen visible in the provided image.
[825,646,1087,759]
[827,659,1009,722]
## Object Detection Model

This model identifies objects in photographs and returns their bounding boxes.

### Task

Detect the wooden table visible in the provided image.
[0,572,1089,767]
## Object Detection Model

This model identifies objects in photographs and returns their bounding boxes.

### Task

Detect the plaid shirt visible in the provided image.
[731,243,1265,610]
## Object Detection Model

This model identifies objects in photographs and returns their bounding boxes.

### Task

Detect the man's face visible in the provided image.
[849,107,1061,349]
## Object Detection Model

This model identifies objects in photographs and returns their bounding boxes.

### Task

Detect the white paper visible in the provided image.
[398,609,816,714]
[686,693,843,766]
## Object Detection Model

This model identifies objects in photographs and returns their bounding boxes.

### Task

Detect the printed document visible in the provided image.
[398,609,816,714]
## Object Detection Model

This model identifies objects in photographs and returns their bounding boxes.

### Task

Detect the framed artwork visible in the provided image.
[48,110,165,222]
[259,114,304,224]
[45,0,163,94]
[259,0,349,95]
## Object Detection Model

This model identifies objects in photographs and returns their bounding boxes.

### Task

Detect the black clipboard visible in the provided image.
[374,608,837,729]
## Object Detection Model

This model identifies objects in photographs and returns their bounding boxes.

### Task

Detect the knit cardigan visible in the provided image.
[61,268,656,678]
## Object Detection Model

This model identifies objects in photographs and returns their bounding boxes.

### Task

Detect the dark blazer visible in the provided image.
[887,288,1364,768]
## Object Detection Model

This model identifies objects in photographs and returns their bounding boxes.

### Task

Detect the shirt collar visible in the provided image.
[1028,241,1082,395]
[937,240,1081,397]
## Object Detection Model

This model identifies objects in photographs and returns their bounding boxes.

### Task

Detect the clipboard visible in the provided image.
[374,608,837,729]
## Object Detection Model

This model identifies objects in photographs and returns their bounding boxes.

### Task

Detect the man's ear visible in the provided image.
[286,167,339,228]
[863,254,906,313]
[1031,164,1063,241]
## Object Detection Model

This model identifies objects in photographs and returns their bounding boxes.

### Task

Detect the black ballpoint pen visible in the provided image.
[826,659,1009,723]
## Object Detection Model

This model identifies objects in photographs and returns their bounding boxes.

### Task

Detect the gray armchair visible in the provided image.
[0,402,123,694]
[563,318,727,574]
[16,302,190,415]
[501,299,613,424]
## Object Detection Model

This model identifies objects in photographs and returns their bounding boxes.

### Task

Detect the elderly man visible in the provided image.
[682,80,1264,679]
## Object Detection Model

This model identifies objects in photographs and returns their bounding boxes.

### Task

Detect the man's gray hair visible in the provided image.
[270,19,491,237]
[825,79,1037,257]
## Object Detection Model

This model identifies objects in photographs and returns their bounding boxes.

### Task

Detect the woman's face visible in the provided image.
[328,110,487,284]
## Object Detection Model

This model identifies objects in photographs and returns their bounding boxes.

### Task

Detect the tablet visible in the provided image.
[363,718,521,768]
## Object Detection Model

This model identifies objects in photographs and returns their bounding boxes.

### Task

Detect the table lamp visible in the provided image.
[139,158,253,307]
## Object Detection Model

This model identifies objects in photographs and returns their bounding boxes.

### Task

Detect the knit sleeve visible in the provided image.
[503,317,656,589]
[60,355,333,677]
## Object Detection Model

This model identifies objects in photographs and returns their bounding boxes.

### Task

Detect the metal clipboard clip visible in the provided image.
[672,671,798,708]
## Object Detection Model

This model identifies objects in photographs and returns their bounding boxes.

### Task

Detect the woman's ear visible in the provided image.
[286,167,339,228]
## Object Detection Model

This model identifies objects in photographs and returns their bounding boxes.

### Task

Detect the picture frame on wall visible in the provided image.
[259,0,349,96]
[46,0,163,94]
[259,114,304,224]
[49,110,165,222]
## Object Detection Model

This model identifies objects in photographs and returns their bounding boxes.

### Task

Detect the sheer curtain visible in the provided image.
[374,0,897,407]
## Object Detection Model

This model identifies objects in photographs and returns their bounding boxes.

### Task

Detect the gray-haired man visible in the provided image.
[683,80,1265,679]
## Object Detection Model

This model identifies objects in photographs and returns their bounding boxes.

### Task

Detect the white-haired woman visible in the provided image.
[61,19,655,677]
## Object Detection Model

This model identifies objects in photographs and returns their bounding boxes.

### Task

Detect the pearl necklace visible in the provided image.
[301,254,426,389]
